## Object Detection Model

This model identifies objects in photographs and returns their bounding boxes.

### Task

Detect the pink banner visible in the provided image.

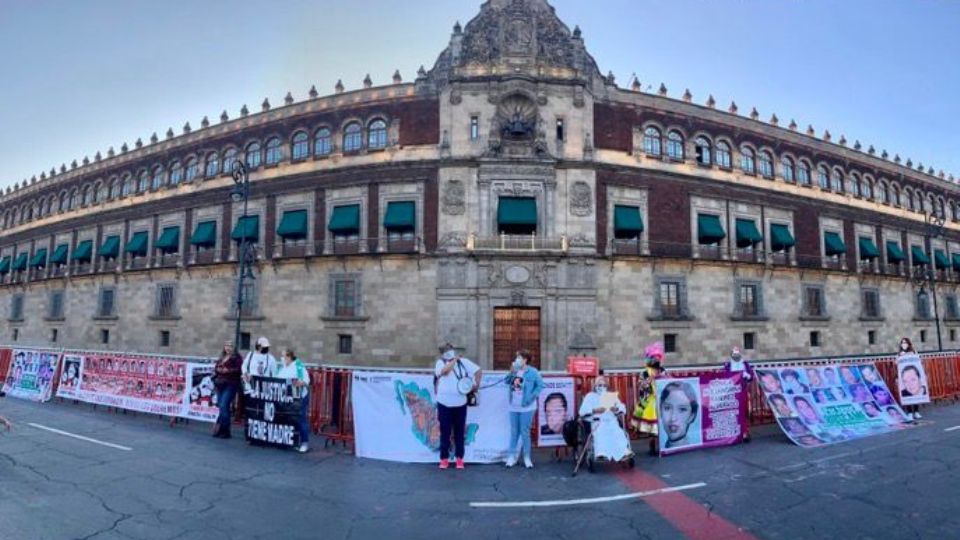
[657,371,748,456]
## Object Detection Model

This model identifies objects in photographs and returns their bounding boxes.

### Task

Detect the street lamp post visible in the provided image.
[913,207,947,352]
[230,162,256,352]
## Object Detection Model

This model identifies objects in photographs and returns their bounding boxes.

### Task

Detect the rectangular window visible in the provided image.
[101,329,110,345]
[156,284,176,318]
[743,332,755,351]
[556,118,565,141]
[659,281,680,318]
[664,333,677,353]
[334,280,357,317]
[98,288,115,318]
[10,294,24,320]
[235,280,257,318]
[49,290,65,319]
[947,295,960,320]
[240,332,252,351]
[338,334,353,355]
[810,331,821,347]
[739,284,758,317]
[951,329,957,342]
[470,116,479,140]
[13,328,19,342]
[916,291,931,319]
[920,330,927,343]
[159,330,171,347]
[868,330,876,345]
[804,286,825,317]
[862,289,880,319]
[51,328,58,343]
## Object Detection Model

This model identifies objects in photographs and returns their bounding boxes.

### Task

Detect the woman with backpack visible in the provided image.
[276,348,311,453]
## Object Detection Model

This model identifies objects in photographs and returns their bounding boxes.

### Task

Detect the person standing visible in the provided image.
[634,342,665,456]
[242,337,278,389]
[502,350,544,469]
[276,349,311,454]
[212,341,243,439]
[723,346,755,442]
[896,337,921,421]
[434,347,482,470]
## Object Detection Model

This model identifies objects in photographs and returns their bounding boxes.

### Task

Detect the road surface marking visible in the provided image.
[470,482,706,508]
[945,425,960,432]
[28,423,133,451]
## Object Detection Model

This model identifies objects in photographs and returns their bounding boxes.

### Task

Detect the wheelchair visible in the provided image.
[565,412,635,476]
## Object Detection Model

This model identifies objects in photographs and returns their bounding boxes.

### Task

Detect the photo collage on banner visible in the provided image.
[2,349,61,402]
[537,377,574,447]
[896,354,931,407]
[657,372,748,456]
[758,363,911,448]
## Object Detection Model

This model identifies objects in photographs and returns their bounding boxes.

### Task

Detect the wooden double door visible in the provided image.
[493,307,541,369]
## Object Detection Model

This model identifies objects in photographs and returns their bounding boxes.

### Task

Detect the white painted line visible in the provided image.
[28,423,132,451]
[470,482,706,508]
[945,425,960,432]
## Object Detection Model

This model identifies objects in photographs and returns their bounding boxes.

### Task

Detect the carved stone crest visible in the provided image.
[442,180,465,215]
[510,289,526,306]
[438,231,467,250]
[570,181,593,216]
[504,265,530,285]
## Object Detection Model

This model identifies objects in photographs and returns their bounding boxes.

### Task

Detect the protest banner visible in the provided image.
[756,363,911,448]
[244,376,302,449]
[537,377,574,447]
[351,371,511,463]
[656,372,748,456]
[895,354,931,406]
[55,353,217,422]
[2,349,61,402]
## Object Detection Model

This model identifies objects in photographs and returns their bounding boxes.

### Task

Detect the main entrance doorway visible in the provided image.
[493,307,541,370]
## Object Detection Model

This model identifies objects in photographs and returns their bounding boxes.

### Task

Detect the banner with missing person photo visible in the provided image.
[757,363,912,448]
[656,371,748,456]
[537,377,574,447]
[1,349,61,402]
[55,353,218,422]
[895,354,931,406]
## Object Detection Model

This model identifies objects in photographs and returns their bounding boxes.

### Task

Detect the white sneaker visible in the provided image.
[907,413,915,421]
[505,454,518,468]
[914,412,923,420]
[523,456,533,469]
[298,443,309,454]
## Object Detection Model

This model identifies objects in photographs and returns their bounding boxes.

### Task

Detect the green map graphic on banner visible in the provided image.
[394,380,478,451]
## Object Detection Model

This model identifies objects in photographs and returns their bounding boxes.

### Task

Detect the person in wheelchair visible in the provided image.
[577,376,633,461]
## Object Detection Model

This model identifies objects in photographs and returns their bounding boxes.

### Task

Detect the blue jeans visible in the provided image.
[298,393,311,445]
[509,410,535,459]
[215,384,238,434]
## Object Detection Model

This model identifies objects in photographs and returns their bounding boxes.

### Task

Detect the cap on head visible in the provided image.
[731,347,741,355]
[442,350,457,361]
[256,336,270,348]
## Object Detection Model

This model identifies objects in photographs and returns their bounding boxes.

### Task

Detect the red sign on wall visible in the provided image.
[566,356,599,377]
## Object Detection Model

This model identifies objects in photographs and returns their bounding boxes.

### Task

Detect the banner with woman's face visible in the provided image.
[656,371,748,456]
[896,354,930,406]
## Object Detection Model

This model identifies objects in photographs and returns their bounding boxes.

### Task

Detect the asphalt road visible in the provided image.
[1,396,959,540]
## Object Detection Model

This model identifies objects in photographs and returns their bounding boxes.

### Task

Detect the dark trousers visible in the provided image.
[438,403,467,460]
[215,384,238,435]
[298,393,311,444]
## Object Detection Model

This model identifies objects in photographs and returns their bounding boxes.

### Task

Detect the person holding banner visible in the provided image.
[502,350,544,469]
[434,347,482,470]
[723,347,754,442]
[213,341,243,439]
[897,337,922,420]
[242,337,278,390]
[276,349,311,454]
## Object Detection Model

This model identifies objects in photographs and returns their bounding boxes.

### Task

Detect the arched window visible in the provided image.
[643,127,662,156]
[265,137,282,165]
[694,136,711,165]
[205,152,220,177]
[368,119,388,149]
[151,166,165,190]
[314,127,332,156]
[781,156,795,183]
[877,182,888,204]
[903,189,913,210]
[666,130,684,160]
[82,185,93,206]
[914,191,923,212]
[121,174,133,197]
[740,147,755,174]
[953,202,960,221]
[343,122,363,152]
[851,174,861,197]
[892,185,900,206]
[715,141,731,168]
[108,178,119,199]
[758,151,774,178]
[245,142,262,169]
[797,161,811,185]
[169,161,184,185]
[44,198,53,216]
[862,179,873,200]
[817,166,829,189]
[291,131,309,160]
[70,189,79,209]
[223,148,238,173]
[831,170,843,192]
[185,158,199,181]
[59,192,68,212]
[138,170,149,193]
[925,194,935,215]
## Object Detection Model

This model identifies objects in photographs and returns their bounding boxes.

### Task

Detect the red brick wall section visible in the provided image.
[596,174,608,255]
[843,219,857,270]
[367,184,379,253]
[593,103,634,153]
[397,99,440,146]
[314,189,326,254]
[264,194,277,259]
[423,170,439,252]
[792,201,822,268]
[220,202,232,260]
[648,179,691,257]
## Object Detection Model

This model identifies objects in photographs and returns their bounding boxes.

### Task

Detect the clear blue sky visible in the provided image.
[2,0,958,190]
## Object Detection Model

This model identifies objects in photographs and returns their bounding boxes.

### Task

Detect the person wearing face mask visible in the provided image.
[501,350,544,468]
[275,348,311,453]
[632,342,664,456]
[578,376,632,462]
[242,337,278,393]
[723,347,754,442]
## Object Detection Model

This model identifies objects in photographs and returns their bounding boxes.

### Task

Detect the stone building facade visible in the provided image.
[2,0,959,369]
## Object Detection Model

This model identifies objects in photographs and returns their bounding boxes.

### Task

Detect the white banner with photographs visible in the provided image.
[56,353,218,422]
[537,377,574,447]
[896,354,931,406]
[2,349,61,402]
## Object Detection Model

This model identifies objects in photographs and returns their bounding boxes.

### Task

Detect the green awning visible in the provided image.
[125,231,149,256]
[29,248,47,268]
[155,226,180,253]
[74,240,94,262]
[50,244,69,265]
[383,202,416,231]
[935,249,950,270]
[952,253,960,272]
[824,231,846,256]
[858,237,879,260]
[886,241,905,263]
[735,219,763,248]
[277,209,309,239]
[497,197,538,227]
[770,224,795,252]
[231,215,260,243]
[12,252,28,271]
[328,205,360,234]
[911,245,930,266]
[614,205,644,236]
[190,221,217,247]
[96,237,118,259]
[697,214,726,245]
[0,256,10,274]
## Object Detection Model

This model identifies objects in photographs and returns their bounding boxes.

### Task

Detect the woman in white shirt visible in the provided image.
[276,348,311,453]
[434,348,482,469]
